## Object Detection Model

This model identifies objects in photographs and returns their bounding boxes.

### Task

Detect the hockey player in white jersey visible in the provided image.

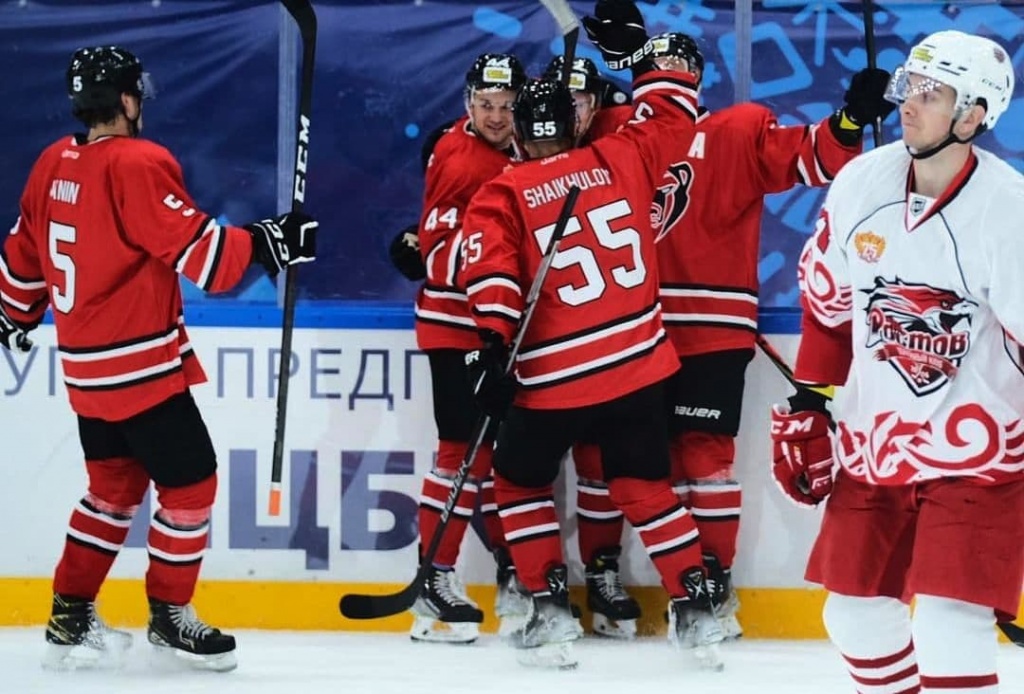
[770,31,1024,693]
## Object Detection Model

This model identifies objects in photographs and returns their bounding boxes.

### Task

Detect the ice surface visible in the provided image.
[4,629,1024,694]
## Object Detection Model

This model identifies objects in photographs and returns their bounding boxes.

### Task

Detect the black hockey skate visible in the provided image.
[148,598,237,672]
[409,566,484,644]
[511,564,584,670]
[493,546,531,637]
[43,593,133,671]
[585,545,641,639]
[703,552,742,640]
[668,567,725,671]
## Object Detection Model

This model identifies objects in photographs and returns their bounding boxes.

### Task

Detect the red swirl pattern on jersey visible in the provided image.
[0,135,253,421]
[652,103,861,356]
[836,404,1024,486]
[798,210,854,327]
[414,117,516,351]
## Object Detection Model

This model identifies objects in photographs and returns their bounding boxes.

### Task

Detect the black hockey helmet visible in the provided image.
[513,78,576,143]
[67,46,152,114]
[650,32,705,74]
[465,53,527,94]
[543,56,602,96]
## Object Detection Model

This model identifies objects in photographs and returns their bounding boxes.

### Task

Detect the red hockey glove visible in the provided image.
[770,393,834,508]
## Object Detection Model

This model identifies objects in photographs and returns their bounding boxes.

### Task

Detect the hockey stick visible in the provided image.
[269,0,317,517]
[1000,621,1024,647]
[756,333,835,400]
[540,0,580,85]
[339,186,582,619]
[861,0,883,147]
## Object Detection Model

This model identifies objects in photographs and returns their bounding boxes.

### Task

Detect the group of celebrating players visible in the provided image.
[2,0,1022,688]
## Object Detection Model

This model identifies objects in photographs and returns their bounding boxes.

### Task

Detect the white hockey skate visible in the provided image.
[718,587,743,640]
[494,547,531,637]
[510,565,584,670]
[42,594,133,671]
[703,552,742,640]
[668,568,725,672]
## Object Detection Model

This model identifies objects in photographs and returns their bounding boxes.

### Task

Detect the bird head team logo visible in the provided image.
[864,277,976,395]
[650,161,694,241]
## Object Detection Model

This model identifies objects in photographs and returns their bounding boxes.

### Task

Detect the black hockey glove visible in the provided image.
[245,211,318,278]
[388,225,427,281]
[0,304,32,353]
[582,0,654,72]
[465,330,517,420]
[830,67,897,144]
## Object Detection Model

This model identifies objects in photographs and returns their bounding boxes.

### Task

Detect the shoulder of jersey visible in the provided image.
[974,146,1024,191]
[431,117,478,160]
[104,137,177,167]
[834,140,905,184]
[709,102,773,127]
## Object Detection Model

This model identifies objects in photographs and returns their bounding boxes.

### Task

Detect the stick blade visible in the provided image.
[540,0,579,34]
[339,584,420,620]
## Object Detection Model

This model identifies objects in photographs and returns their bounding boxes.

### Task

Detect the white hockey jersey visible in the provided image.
[797,142,1024,486]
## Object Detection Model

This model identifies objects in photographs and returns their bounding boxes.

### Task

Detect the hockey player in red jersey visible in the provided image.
[541,53,642,640]
[0,47,317,671]
[771,30,1022,692]
[460,0,724,670]
[542,55,633,148]
[570,30,895,641]
[392,53,533,643]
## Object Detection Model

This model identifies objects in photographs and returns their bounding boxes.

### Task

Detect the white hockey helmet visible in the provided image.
[885,30,1015,131]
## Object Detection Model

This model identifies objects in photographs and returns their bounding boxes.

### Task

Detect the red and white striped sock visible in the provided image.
[53,494,136,599]
[495,474,562,593]
[608,477,703,598]
[842,641,921,693]
[146,509,209,605]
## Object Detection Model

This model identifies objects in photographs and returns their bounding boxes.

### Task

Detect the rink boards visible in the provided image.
[0,324,845,637]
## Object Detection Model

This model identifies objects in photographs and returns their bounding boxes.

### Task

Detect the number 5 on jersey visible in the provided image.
[49,220,77,314]
[533,198,645,306]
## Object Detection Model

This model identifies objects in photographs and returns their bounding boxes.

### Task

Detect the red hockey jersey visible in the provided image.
[461,71,699,409]
[652,104,861,356]
[414,117,517,351]
[0,135,254,421]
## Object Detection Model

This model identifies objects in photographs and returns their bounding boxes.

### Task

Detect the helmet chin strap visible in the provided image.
[907,115,986,160]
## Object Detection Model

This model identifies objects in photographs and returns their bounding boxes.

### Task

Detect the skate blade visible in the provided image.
[721,616,743,641]
[497,613,528,639]
[150,644,237,672]
[409,616,479,644]
[516,642,578,670]
[690,642,724,672]
[591,614,637,640]
[41,643,129,672]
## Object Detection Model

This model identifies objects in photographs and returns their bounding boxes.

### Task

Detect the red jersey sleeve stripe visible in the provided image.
[0,249,45,289]
[172,215,213,271]
[466,274,522,297]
